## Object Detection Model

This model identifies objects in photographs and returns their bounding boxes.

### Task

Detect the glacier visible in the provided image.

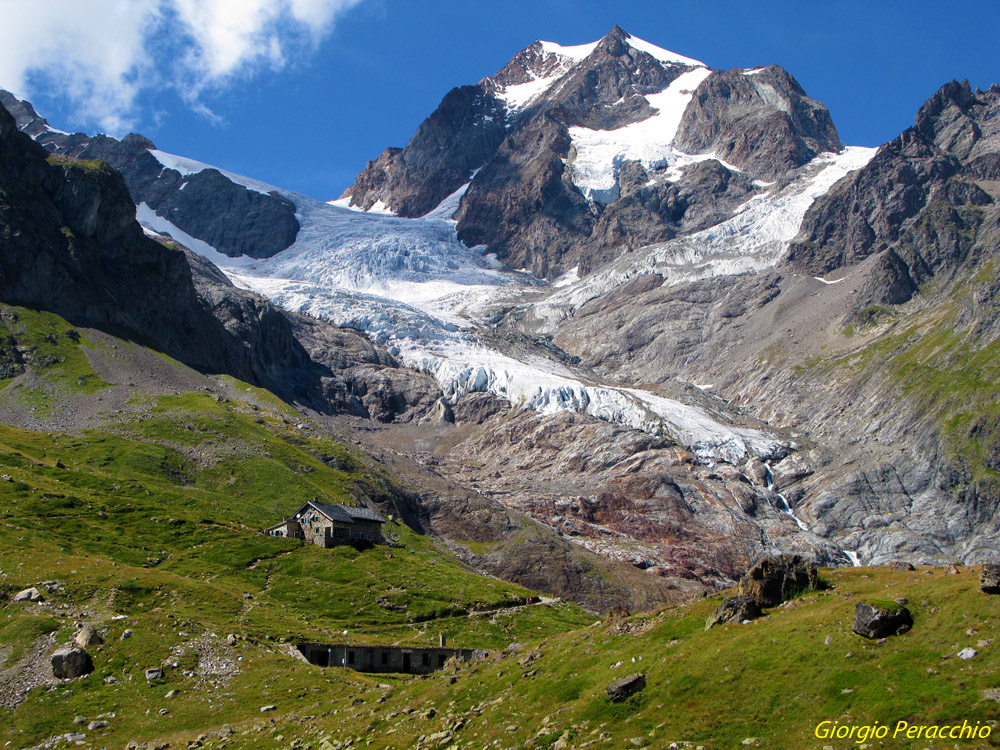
[135,111,873,466]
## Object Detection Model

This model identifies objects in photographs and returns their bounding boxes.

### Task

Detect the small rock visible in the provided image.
[944,564,961,575]
[982,688,1000,702]
[158,708,170,716]
[741,739,760,746]
[894,597,908,605]
[145,668,164,681]
[64,734,86,743]
[629,738,649,748]
[73,716,87,725]
[218,725,234,739]
[165,689,178,699]
[88,720,109,730]
[121,628,134,640]
[887,561,916,571]
[260,705,277,712]
[606,673,646,703]
[103,676,118,684]
[958,648,978,660]
[981,563,1000,594]
[13,587,44,603]
[824,635,834,646]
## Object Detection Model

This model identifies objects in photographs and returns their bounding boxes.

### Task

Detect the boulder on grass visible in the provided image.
[74,625,104,649]
[51,647,93,679]
[887,561,916,571]
[736,555,818,606]
[852,601,913,639]
[607,673,646,703]
[13,587,44,603]
[705,596,764,630]
[981,564,1000,594]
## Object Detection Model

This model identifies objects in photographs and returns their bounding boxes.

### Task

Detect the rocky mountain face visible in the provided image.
[786,80,999,313]
[533,80,1000,566]
[0,90,299,260]
[341,25,842,277]
[0,100,438,422]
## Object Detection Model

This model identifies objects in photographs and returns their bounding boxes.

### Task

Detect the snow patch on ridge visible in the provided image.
[421,170,481,221]
[149,149,278,196]
[538,40,600,62]
[567,67,713,201]
[535,146,877,322]
[624,34,705,68]
[136,203,256,268]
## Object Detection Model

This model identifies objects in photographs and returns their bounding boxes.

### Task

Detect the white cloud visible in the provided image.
[0,0,362,133]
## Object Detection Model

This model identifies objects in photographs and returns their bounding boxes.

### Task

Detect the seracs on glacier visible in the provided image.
[135,35,875,466]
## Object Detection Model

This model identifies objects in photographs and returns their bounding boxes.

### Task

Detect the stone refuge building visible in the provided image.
[295,640,484,675]
[266,500,386,547]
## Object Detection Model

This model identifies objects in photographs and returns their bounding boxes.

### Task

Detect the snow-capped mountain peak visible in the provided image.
[489,26,705,113]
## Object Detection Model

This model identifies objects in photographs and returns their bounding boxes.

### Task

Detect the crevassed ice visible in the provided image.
[214,184,785,462]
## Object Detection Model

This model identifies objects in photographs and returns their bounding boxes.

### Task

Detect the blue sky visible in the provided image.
[3,0,998,200]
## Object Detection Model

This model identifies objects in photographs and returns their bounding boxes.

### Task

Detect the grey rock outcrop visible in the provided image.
[785,80,997,316]
[852,601,913,639]
[51,648,93,679]
[982,564,1000,594]
[705,595,764,630]
[674,66,842,180]
[606,673,646,703]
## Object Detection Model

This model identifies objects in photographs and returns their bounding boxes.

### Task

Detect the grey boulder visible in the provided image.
[13,587,44,603]
[981,563,1000,594]
[51,647,94,679]
[705,596,764,630]
[606,673,646,703]
[852,601,913,639]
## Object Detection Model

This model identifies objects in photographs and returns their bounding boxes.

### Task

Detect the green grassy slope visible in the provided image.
[289,566,997,750]
[0,304,591,747]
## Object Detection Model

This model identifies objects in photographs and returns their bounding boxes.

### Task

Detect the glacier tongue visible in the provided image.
[205,181,784,463]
